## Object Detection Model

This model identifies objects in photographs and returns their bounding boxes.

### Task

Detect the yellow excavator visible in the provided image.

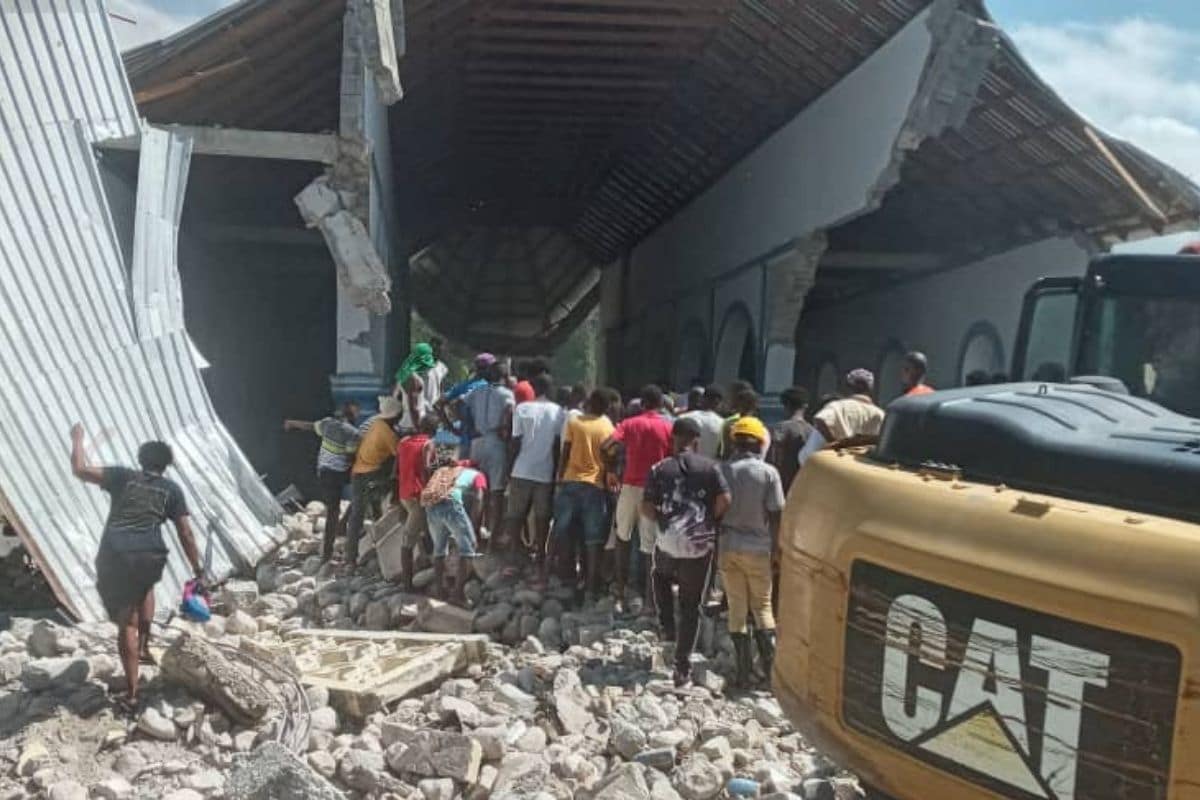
[776,253,1200,800]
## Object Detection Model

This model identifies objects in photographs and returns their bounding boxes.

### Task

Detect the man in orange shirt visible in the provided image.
[345,396,402,568]
[901,351,935,397]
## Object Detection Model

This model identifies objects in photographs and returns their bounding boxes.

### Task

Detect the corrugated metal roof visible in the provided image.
[0,0,283,621]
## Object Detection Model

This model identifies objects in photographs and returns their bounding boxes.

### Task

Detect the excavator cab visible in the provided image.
[1012,254,1200,417]
[774,253,1200,800]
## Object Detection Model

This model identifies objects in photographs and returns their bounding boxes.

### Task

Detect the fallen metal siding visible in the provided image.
[0,0,138,142]
[132,125,191,340]
[0,0,283,620]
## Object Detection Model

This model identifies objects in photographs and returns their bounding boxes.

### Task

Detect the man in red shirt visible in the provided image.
[602,384,673,614]
[512,358,548,405]
[901,351,935,397]
[395,416,437,589]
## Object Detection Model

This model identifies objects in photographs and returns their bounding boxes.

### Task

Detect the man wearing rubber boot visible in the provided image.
[641,417,731,687]
[717,416,785,689]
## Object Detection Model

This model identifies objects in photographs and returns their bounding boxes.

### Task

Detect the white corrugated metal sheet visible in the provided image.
[132,124,191,340]
[0,0,283,621]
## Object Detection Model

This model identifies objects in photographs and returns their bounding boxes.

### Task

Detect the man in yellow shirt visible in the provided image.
[345,395,402,567]
[552,389,615,602]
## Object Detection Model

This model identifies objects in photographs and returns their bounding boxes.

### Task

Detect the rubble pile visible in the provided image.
[0,503,860,800]
[0,541,56,612]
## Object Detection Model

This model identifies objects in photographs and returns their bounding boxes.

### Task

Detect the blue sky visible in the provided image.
[113,0,1198,248]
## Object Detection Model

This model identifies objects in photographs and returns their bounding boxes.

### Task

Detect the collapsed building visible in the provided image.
[1,0,1197,619]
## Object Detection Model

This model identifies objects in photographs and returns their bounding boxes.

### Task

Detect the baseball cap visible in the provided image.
[730,415,768,442]
[474,353,497,369]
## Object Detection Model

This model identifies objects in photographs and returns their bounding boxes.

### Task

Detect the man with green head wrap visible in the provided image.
[396,342,437,388]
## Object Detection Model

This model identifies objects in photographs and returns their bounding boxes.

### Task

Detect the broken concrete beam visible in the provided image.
[416,599,475,635]
[226,742,345,800]
[161,634,273,727]
[294,177,391,314]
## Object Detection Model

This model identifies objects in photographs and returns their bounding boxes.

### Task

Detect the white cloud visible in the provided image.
[1010,17,1200,248]
[1010,17,1200,180]
[107,0,201,50]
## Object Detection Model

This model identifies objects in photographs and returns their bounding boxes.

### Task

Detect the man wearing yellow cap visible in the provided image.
[718,415,786,689]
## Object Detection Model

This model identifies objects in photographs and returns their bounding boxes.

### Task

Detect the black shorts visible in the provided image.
[95,530,168,622]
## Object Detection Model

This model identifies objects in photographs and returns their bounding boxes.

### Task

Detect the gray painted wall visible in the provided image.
[606,7,937,392]
[794,236,1092,403]
[178,237,337,497]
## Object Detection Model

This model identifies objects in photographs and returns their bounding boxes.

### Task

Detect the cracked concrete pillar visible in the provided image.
[761,234,826,394]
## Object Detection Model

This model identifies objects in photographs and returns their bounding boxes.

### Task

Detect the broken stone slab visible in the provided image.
[491,752,550,799]
[21,657,90,691]
[588,762,651,800]
[268,629,488,719]
[385,729,482,783]
[137,707,177,741]
[160,634,273,727]
[492,682,537,716]
[417,599,475,635]
[473,603,513,634]
[552,669,593,735]
[226,743,345,799]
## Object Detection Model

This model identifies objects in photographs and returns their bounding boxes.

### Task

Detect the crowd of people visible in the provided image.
[67,338,936,707]
[279,340,942,690]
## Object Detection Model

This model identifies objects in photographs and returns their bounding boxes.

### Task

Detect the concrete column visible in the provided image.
[330,0,392,412]
[761,234,826,393]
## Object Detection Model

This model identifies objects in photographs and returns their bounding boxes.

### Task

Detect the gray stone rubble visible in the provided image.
[0,503,861,799]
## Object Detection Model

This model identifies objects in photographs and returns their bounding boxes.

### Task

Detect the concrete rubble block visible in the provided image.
[611,718,648,760]
[492,682,538,716]
[137,707,177,741]
[27,620,77,657]
[635,748,677,772]
[673,755,724,800]
[473,603,513,634]
[337,749,388,794]
[418,600,475,635]
[17,740,50,777]
[160,634,273,727]
[491,752,550,799]
[225,743,345,800]
[89,775,134,799]
[0,652,26,684]
[264,629,487,720]
[308,751,337,779]
[46,781,87,800]
[552,669,594,735]
[418,777,455,800]
[225,610,259,637]
[386,729,483,784]
[467,764,499,800]
[21,657,89,691]
[588,762,651,800]
[220,580,260,615]
[469,725,508,762]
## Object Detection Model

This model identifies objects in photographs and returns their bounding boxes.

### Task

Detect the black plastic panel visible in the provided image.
[873,384,1200,523]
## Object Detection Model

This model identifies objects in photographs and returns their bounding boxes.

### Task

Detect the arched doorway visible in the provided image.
[876,341,906,404]
[957,321,1006,385]
[816,360,840,400]
[675,319,709,390]
[714,304,756,386]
